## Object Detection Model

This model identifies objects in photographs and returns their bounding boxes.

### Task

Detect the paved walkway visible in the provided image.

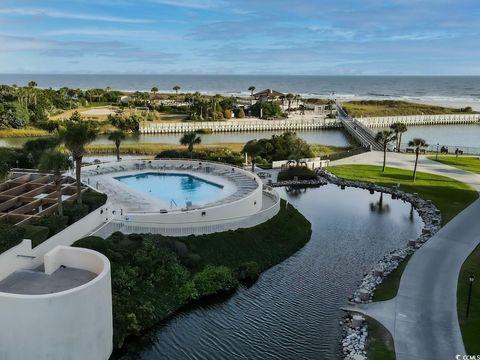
[333,151,480,360]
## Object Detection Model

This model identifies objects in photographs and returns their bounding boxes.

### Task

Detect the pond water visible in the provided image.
[119,184,422,360]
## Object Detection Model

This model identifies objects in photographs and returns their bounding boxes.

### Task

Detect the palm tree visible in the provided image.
[0,162,8,181]
[151,87,158,100]
[408,138,428,182]
[375,130,396,172]
[286,93,294,111]
[28,80,38,105]
[242,140,265,172]
[213,94,221,121]
[173,85,181,104]
[390,122,408,152]
[248,86,256,106]
[38,150,70,216]
[180,131,201,158]
[108,130,126,161]
[61,112,97,204]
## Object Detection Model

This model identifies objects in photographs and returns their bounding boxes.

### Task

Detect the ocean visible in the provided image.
[0,74,479,103]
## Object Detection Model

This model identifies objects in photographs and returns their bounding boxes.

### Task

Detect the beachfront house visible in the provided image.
[253,89,285,103]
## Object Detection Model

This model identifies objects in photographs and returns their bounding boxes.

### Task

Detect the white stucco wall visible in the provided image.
[0,246,113,360]
[0,206,108,281]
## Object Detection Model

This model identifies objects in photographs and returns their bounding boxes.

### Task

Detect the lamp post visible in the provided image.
[436,143,439,161]
[466,273,475,318]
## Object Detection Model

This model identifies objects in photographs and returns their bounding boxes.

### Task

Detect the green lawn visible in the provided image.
[330,164,478,360]
[328,165,478,224]
[367,317,395,360]
[342,100,476,118]
[429,156,480,175]
[373,255,411,302]
[457,244,480,355]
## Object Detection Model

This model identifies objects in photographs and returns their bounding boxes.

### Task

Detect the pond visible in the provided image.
[118,184,422,360]
[0,129,352,148]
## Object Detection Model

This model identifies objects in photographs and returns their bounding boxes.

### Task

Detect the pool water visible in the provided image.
[115,172,224,208]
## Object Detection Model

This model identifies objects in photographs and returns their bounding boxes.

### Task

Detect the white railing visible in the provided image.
[91,191,281,238]
[356,114,480,128]
[140,118,341,134]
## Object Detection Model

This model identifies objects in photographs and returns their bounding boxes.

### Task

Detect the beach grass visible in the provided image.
[457,244,480,355]
[85,142,350,157]
[50,105,187,122]
[0,128,50,138]
[310,144,353,156]
[328,164,478,224]
[85,142,245,155]
[429,155,480,175]
[342,100,476,118]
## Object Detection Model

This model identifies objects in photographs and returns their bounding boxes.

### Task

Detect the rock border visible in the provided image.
[317,170,442,360]
[270,179,328,187]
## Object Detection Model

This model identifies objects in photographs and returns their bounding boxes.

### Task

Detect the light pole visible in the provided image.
[436,143,439,161]
[466,273,475,318]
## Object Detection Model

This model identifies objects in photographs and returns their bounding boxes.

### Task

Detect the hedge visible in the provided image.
[19,225,50,247]
[0,224,25,253]
[277,166,318,181]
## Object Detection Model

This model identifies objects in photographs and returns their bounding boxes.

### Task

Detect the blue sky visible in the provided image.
[0,0,478,75]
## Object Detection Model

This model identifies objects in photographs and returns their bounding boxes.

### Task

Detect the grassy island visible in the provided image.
[74,200,312,350]
[342,100,476,118]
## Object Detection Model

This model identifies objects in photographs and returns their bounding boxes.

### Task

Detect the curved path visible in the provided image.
[334,151,480,360]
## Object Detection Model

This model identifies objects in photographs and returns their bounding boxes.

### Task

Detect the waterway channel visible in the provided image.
[2,125,479,151]
[119,184,423,360]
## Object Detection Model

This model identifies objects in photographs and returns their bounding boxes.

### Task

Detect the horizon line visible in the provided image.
[1,73,480,77]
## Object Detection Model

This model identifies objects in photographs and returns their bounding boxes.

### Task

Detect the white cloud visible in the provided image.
[148,0,225,9]
[42,28,178,41]
[0,7,151,23]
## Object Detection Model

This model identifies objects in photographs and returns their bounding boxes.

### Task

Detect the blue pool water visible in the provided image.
[115,172,224,207]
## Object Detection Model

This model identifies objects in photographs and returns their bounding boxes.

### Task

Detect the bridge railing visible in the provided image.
[356,114,480,128]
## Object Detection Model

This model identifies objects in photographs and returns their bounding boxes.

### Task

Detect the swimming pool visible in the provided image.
[115,172,224,208]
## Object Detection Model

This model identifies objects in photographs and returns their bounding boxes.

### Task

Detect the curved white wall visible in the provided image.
[0,246,112,360]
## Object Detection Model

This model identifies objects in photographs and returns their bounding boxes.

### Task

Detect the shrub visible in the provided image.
[64,203,90,225]
[73,236,113,255]
[32,215,69,236]
[19,225,50,247]
[178,280,199,302]
[223,109,232,119]
[277,166,318,181]
[237,108,245,118]
[0,224,25,253]
[237,261,260,281]
[192,265,238,297]
[155,149,243,166]
[82,191,107,211]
